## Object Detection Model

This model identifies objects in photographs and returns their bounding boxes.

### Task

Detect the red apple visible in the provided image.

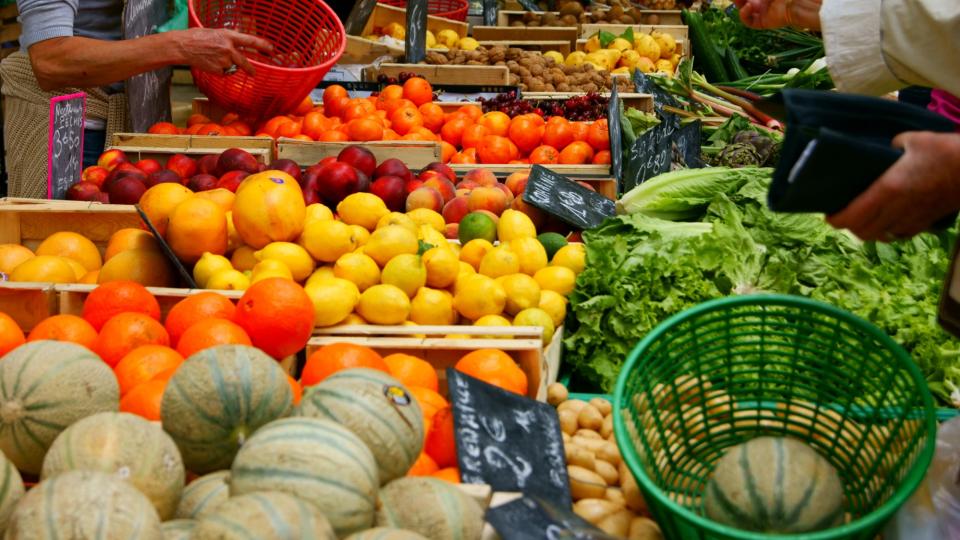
[370,175,406,212]
[337,145,376,178]
[317,156,337,168]
[187,174,219,192]
[107,176,147,204]
[102,168,147,193]
[257,162,268,172]
[145,169,183,187]
[300,165,323,204]
[95,191,111,204]
[404,179,424,196]
[196,154,220,175]
[317,162,367,206]
[166,154,197,180]
[134,159,162,176]
[442,195,470,224]
[97,149,128,171]
[217,148,259,175]
[375,158,413,182]
[269,159,302,183]
[66,181,103,202]
[421,162,456,182]
[456,180,480,191]
[114,162,141,174]
[302,189,322,205]
[81,166,109,188]
[216,170,248,192]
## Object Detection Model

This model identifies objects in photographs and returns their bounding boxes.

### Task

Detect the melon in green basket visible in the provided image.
[703,436,845,534]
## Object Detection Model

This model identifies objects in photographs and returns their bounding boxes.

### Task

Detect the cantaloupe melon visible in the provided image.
[230,417,378,537]
[703,436,845,533]
[160,345,293,474]
[192,491,335,540]
[161,519,196,540]
[376,477,484,540]
[175,470,230,519]
[5,470,162,539]
[0,450,24,535]
[297,368,424,484]
[345,528,430,540]
[41,411,185,520]
[0,340,119,474]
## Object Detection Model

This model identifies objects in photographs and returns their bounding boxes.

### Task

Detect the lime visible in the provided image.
[459,212,498,244]
[537,232,568,261]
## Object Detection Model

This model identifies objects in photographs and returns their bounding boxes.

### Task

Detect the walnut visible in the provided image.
[529,81,547,91]
[509,74,521,86]
[489,49,506,63]
[544,83,556,92]
[506,60,520,69]
[425,52,448,65]
[466,60,485,65]
[557,83,572,91]
[495,60,506,66]
[530,64,545,77]
[516,66,532,78]
[583,83,599,93]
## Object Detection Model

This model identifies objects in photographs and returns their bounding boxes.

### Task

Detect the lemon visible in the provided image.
[407,208,445,233]
[418,225,448,251]
[513,307,556,345]
[305,265,336,288]
[426,30,437,48]
[552,243,585,274]
[457,37,480,51]
[338,193,390,231]
[474,314,513,338]
[340,313,367,325]
[509,236,549,275]
[448,242,461,257]
[304,203,335,224]
[365,225,419,267]
[459,239,494,271]
[422,247,459,289]
[301,219,358,263]
[251,259,294,284]
[205,268,250,291]
[255,242,315,282]
[538,289,568,328]
[479,246,520,278]
[377,212,418,235]
[358,284,411,325]
[381,254,427,298]
[225,211,242,253]
[62,258,87,280]
[453,261,477,295]
[350,225,371,246]
[230,245,258,271]
[453,274,506,320]
[498,273,542,315]
[534,266,577,296]
[410,287,457,325]
[333,252,380,292]
[304,277,360,327]
[193,252,233,288]
[497,209,537,241]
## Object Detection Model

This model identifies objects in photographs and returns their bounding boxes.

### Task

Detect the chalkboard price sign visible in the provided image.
[47,93,86,199]
[517,0,542,11]
[405,0,428,64]
[448,369,571,508]
[486,497,619,540]
[483,0,498,26]
[135,205,198,289]
[522,165,616,230]
[124,0,172,132]
[674,120,703,168]
[607,85,623,188]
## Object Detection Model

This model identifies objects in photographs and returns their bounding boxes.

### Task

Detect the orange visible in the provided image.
[408,386,448,419]
[408,452,439,476]
[82,281,161,331]
[120,379,167,421]
[302,111,328,140]
[390,107,424,136]
[196,124,225,136]
[348,118,385,141]
[382,98,416,118]
[294,95,314,116]
[559,141,595,164]
[440,141,456,163]
[104,228,161,261]
[587,119,610,151]
[542,120,575,150]
[477,111,511,137]
[419,102,444,132]
[476,135,519,164]
[221,112,240,125]
[384,353,439,392]
[593,150,611,164]
[318,130,349,142]
[425,406,457,467]
[114,345,183,396]
[450,151,477,165]
[508,116,544,154]
[287,374,302,405]
[147,122,179,135]
[440,116,473,147]
[382,129,400,141]
[455,348,528,395]
[570,121,590,142]
[322,85,348,114]
[529,145,560,164]
[460,124,488,150]
[93,312,170,368]
[166,197,228,265]
[164,292,237,347]
[458,105,482,121]
[412,126,438,140]
[402,77,433,107]
[301,342,389,387]
[187,114,211,127]
[234,278,315,360]
[379,84,404,104]
[26,314,97,349]
[276,118,302,139]
[139,183,194,238]
[324,96,351,119]
[176,318,252,358]
[344,99,376,121]
[227,120,253,137]
[0,312,24,356]
[432,467,461,483]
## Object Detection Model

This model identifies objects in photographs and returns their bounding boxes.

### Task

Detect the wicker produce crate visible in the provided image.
[108,133,275,165]
[276,139,442,169]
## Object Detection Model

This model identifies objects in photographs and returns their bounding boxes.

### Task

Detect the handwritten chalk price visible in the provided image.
[47,93,86,199]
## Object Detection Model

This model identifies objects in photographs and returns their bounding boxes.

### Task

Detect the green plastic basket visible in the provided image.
[613,295,937,540]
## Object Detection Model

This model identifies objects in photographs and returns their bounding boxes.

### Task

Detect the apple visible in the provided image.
[187,173,219,192]
[145,169,182,187]
[102,168,147,193]
[370,175,406,212]
[421,162,456,182]
[196,154,220,175]
[95,191,111,204]
[269,159,302,183]
[375,158,413,182]
[97,149,128,171]
[107,176,147,204]
[81,166,109,188]
[66,181,103,202]
[217,148,259,175]
[337,145,376,178]
[317,161,367,206]
[166,154,198,180]
[317,156,337,168]
[300,165,323,204]
[216,170,248,192]
[134,159,162,176]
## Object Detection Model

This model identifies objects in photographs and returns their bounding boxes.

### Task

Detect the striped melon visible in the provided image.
[230,417,378,537]
[161,519,196,540]
[704,436,845,533]
[0,450,23,535]
[297,368,424,484]
[175,470,230,519]
[376,477,484,540]
[5,470,162,539]
[192,491,336,539]
[0,340,119,474]
[345,528,430,540]
[41,411,185,520]
[161,345,293,473]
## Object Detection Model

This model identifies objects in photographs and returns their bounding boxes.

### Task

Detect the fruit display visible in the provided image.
[481,91,611,121]
[577,28,681,76]
[361,24,477,53]
[507,0,673,27]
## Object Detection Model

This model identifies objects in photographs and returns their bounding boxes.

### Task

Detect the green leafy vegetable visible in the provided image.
[619,107,661,145]
[616,166,765,219]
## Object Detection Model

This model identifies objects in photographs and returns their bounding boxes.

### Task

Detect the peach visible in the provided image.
[511,196,546,228]
[216,170,248,192]
[444,222,459,240]
[376,158,413,182]
[463,168,498,187]
[145,169,182,188]
[371,175,406,212]
[97,149,128,171]
[504,171,529,197]
[492,182,515,206]
[107,176,147,205]
[404,179,425,196]
[467,186,508,216]
[217,148,259,175]
[134,159,162,176]
[421,162,456,182]
[103,168,147,193]
[196,154,220,175]
[456,180,480,191]
[405,186,444,213]
[187,174,219,192]
[166,154,197,180]
[423,176,456,203]
[455,188,472,198]
[81,166,109,188]
[442,195,470,224]
[66,181,103,202]
[338,145,377,177]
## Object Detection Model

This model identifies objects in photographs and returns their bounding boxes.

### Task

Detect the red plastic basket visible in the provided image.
[377,0,469,21]
[188,0,345,119]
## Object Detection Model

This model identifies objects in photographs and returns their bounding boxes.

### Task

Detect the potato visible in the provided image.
[589,397,612,417]
[561,432,571,444]
[598,509,633,537]
[568,466,607,500]
[566,446,596,471]
[595,460,619,486]
[559,409,578,436]
[575,429,602,440]
[597,441,621,466]
[547,383,568,406]
[557,399,588,415]
[629,517,664,540]
[600,413,614,439]
[620,462,647,513]
[572,498,623,525]
[578,404,604,431]
[572,436,607,453]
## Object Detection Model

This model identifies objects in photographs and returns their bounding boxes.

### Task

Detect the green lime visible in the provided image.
[537,232,568,261]
[459,212,498,244]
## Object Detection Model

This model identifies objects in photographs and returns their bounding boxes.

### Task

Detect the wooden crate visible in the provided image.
[578,23,690,60]
[472,25,578,48]
[477,40,573,56]
[363,63,511,86]
[496,9,683,26]
[0,198,141,255]
[277,139,442,169]
[308,325,562,402]
[345,4,470,64]
[522,91,654,113]
[0,283,58,332]
[109,133,275,165]
[451,163,610,178]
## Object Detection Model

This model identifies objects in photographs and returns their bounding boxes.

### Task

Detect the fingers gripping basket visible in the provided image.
[613,295,937,540]
[188,0,345,118]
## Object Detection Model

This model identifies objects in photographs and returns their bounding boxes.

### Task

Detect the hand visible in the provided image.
[172,28,274,75]
[827,132,960,242]
[731,0,823,30]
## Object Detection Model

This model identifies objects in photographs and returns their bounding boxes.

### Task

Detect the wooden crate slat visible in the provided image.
[277,139,442,169]
[0,284,57,332]
[109,133,275,165]
[364,64,511,86]
[0,199,141,254]
[477,40,572,56]
[472,25,578,45]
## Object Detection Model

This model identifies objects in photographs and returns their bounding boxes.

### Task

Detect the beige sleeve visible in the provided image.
[821,0,960,97]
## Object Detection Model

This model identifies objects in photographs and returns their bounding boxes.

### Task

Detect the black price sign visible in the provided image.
[517,0,542,12]
[405,0,428,63]
[522,165,616,230]
[448,369,571,508]
[622,121,671,192]
[483,0,498,26]
[486,497,619,540]
[135,205,198,289]
[344,0,378,35]
[633,71,678,118]
[674,120,703,169]
[47,93,86,199]
[607,85,623,189]
[124,0,173,132]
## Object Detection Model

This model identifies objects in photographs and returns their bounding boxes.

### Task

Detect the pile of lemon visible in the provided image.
[193,192,585,344]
